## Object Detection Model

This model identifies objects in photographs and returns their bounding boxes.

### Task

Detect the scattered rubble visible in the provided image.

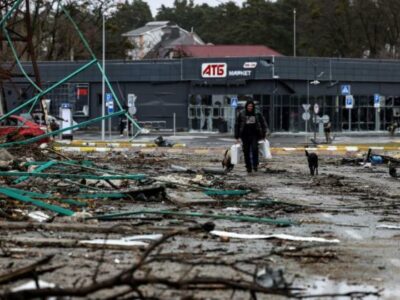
[0,144,397,298]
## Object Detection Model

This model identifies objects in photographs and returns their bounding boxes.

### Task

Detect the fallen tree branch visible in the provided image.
[0,221,151,234]
[2,223,296,299]
[0,254,55,285]
[292,290,382,299]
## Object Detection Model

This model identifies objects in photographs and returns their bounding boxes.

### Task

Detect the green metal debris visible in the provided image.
[61,6,142,135]
[0,0,143,146]
[203,188,250,196]
[0,188,75,216]
[91,209,294,226]
[14,161,57,184]
[0,0,23,27]
[0,171,146,180]
[4,188,51,199]
[3,27,42,94]
[0,59,97,124]
[4,188,86,207]
[77,193,126,199]
[23,160,93,167]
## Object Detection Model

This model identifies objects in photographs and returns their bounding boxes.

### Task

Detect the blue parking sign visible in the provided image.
[374,93,380,108]
[106,93,114,114]
[107,103,114,114]
[106,93,112,102]
[345,95,354,109]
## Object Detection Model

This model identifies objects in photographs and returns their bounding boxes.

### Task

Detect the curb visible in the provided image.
[53,145,400,155]
[55,141,186,148]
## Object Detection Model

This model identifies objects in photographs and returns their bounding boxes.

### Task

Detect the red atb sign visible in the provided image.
[201,63,227,78]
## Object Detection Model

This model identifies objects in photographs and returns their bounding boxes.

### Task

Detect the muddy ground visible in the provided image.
[0,147,399,299]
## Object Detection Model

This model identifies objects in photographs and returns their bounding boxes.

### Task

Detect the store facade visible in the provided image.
[5,56,400,132]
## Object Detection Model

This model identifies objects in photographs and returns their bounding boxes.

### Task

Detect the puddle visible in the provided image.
[295,276,380,299]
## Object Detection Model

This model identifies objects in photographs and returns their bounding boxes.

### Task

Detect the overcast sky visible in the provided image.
[147,0,246,16]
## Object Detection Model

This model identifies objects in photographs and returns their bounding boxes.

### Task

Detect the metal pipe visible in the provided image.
[0,59,97,123]
[61,7,142,132]
[0,0,24,28]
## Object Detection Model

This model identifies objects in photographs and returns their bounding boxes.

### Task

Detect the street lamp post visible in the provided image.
[306,79,309,143]
[306,64,323,144]
[293,8,296,57]
[310,80,320,142]
[101,13,106,141]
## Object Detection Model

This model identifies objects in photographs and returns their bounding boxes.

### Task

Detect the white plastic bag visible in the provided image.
[230,144,241,165]
[259,139,272,159]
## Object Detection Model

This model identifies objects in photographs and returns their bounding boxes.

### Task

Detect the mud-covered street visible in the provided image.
[4,0,400,298]
[1,144,399,299]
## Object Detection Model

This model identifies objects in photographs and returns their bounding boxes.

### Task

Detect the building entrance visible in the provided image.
[188,94,238,133]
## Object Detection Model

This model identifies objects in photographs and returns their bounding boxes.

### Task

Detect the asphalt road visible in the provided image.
[70,130,400,148]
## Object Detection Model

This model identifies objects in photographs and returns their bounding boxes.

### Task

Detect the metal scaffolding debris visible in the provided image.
[0,0,142,147]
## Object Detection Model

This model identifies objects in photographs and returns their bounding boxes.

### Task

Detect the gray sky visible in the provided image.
[147,0,246,16]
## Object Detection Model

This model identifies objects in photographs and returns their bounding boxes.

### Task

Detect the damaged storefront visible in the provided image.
[5,57,400,132]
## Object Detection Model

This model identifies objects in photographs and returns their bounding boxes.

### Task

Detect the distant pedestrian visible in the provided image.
[324,121,331,143]
[49,119,59,132]
[234,100,268,174]
[119,115,127,136]
[388,121,398,136]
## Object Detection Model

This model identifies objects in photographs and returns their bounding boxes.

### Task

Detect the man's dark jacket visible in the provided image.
[234,110,268,140]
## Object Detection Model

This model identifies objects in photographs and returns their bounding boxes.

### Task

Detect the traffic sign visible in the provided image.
[302,104,311,111]
[231,97,238,108]
[302,112,311,121]
[61,103,71,109]
[314,103,319,114]
[321,115,330,123]
[107,102,114,114]
[106,93,112,102]
[374,93,380,108]
[128,94,137,115]
[129,107,137,115]
[314,115,330,124]
[106,93,114,114]
[345,95,354,109]
[341,85,351,95]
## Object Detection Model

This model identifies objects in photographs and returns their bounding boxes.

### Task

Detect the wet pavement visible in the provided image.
[70,130,400,148]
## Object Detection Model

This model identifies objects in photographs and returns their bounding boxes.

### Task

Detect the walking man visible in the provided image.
[235,100,268,174]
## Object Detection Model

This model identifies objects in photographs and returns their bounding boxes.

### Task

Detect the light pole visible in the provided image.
[306,79,309,143]
[260,58,279,132]
[310,80,320,142]
[101,13,106,141]
[293,8,296,57]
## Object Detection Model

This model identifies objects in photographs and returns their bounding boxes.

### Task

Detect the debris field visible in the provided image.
[0,143,399,299]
